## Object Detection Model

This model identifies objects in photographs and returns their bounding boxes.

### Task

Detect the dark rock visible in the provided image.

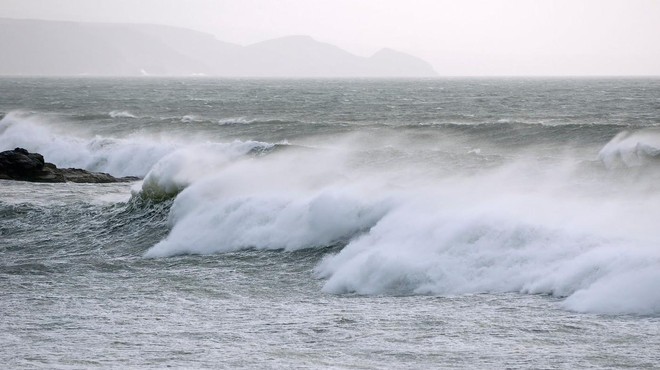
[58,167,125,183]
[0,148,138,183]
[0,147,45,178]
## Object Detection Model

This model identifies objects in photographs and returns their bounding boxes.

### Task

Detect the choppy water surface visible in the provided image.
[1,78,659,368]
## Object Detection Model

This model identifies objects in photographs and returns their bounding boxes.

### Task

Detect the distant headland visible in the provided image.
[0,18,437,77]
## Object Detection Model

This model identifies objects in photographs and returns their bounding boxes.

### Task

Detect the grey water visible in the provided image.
[1,78,659,368]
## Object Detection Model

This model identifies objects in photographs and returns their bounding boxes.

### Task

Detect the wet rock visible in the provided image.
[0,148,138,183]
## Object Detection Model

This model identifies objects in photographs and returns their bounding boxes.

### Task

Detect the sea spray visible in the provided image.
[145,137,660,315]
[3,80,660,316]
[139,140,274,200]
[314,158,660,315]
[598,128,660,168]
[0,111,178,176]
[144,146,392,256]
[144,187,390,257]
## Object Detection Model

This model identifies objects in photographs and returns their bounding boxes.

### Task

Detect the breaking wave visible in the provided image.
[139,140,275,200]
[0,111,174,176]
[598,129,660,168]
[141,128,660,315]
[0,111,273,180]
[155,116,290,126]
[2,110,658,315]
[217,117,289,125]
[217,117,255,125]
[145,187,389,257]
[315,186,660,315]
[109,110,137,119]
[180,115,202,123]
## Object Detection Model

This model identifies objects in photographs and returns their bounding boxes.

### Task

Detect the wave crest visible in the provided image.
[315,186,660,315]
[109,110,137,119]
[138,140,274,200]
[144,188,389,257]
[598,129,660,168]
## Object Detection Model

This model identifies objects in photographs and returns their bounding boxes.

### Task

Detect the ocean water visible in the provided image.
[1,78,659,368]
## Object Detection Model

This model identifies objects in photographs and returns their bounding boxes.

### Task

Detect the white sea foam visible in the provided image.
[180,115,202,123]
[109,110,137,119]
[217,117,255,125]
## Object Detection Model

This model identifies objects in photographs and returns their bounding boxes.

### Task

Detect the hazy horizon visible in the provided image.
[0,18,439,77]
[1,0,659,76]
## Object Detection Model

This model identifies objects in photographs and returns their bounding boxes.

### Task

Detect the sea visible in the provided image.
[1,77,659,369]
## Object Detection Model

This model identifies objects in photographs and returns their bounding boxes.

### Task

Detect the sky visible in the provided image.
[1,0,659,76]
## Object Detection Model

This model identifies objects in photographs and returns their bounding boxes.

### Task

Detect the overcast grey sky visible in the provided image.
[1,0,659,76]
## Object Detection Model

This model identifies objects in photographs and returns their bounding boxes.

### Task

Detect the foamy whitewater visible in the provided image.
[1,78,659,368]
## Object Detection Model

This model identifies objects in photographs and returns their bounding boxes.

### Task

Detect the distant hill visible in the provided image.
[0,18,437,77]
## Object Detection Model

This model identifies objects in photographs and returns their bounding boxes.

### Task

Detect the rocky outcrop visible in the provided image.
[0,148,138,183]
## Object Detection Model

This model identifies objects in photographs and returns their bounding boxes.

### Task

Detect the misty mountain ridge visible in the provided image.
[0,18,437,77]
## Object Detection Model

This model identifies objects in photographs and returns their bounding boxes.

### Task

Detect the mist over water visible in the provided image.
[1,78,659,368]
